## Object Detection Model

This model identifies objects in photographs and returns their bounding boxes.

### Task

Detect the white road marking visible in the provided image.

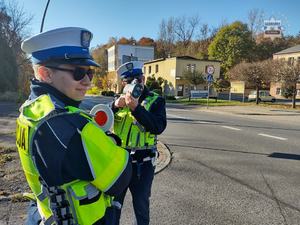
[258,133,287,141]
[167,114,189,120]
[167,114,212,124]
[221,126,241,131]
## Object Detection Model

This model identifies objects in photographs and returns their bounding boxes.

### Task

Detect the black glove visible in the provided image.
[105,131,122,146]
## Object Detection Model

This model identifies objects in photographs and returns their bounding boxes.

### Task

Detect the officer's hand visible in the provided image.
[125,91,138,111]
[114,95,126,108]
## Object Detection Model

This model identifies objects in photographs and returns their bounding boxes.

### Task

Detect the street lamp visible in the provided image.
[40,0,51,32]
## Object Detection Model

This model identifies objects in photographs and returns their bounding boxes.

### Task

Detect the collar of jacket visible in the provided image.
[29,78,81,108]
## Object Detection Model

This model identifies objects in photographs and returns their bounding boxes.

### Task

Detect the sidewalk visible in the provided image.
[155,141,171,174]
[192,104,300,127]
[201,105,300,116]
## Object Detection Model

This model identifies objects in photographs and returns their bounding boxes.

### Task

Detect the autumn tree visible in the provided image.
[92,44,108,76]
[117,37,136,45]
[228,60,272,104]
[254,35,290,61]
[208,21,255,76]
[173,15,200,51]
[156,17,176,58]
[0,0,32,96]
[117,37,131,45]
[182,69,205,100]
[0,33,18,92]
[137,37,154,46]
[247,8,264,38]
[213,78,230,94]
[184,23,216,59]
[156,15,201,57]
[146,75,164,95]
[273,60,300,108]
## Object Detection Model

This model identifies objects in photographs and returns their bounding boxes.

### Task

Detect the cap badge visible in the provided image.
[81,31,92,48]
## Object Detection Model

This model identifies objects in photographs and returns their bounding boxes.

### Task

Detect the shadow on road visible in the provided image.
[268,152,300,161]
[166,142,300,214]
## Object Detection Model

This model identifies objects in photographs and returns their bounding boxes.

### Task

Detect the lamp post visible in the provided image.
[40,0,51,32]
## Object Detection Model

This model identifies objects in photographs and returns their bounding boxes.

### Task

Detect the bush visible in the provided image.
[101,91,115,96]
[86,87,101,95]
[106,91,115,96]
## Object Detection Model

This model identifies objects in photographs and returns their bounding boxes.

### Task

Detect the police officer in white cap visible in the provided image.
[17,27,132,225]
[107,61,167,225]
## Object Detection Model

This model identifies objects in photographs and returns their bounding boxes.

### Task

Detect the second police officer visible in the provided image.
[109,61,167,225]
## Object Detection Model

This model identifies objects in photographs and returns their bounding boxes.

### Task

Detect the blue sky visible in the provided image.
[15,0,300,47]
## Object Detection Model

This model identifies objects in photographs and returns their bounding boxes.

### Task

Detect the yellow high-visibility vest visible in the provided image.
[16,94,130,225]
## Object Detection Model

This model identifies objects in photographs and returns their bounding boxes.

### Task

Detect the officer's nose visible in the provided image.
[80,73,91,86]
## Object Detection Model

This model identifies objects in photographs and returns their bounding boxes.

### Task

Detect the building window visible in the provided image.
[143,66,146,74]
[148,66,151,74]
[155,64,159,73]
[191,64,196,73]
[288,57,294,65]
[276,88,281,95]
[297,89,300,96]
[186,64,191,71]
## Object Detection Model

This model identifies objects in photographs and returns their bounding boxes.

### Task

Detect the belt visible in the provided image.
[130,149,157,163]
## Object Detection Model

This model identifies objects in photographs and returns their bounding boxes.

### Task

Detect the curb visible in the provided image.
[155,141,172,174]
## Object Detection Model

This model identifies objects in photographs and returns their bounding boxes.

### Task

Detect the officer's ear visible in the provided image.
[37,66,52,83]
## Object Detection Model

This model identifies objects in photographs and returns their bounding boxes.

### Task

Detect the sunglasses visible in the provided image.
[46,66,94,81]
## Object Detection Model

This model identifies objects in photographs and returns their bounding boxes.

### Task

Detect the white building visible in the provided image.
[107,44,154,72]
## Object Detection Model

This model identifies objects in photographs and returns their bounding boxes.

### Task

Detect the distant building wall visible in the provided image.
[273,52,300,62]
[270,82,300,99]
[272,45,300,99]
[106,44,154,92]
[144,57,221,97]
[107,44,154,72]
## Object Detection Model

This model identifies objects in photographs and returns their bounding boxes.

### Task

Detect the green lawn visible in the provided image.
[166,97,300,109]
[166,97,245,106]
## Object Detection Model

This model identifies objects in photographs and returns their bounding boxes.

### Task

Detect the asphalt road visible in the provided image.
[1,97,299,225]
[80,95,114,110]
[81,97,300,225]
[149,106,300,225]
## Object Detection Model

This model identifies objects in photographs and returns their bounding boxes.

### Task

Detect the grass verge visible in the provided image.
[167,98,300,109]
[0,154,13,165]
[167,98,244,106]
[0,145,17,154]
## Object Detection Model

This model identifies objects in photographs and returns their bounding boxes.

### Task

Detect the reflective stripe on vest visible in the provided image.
[16,94,129,225]
[113,92,159,149]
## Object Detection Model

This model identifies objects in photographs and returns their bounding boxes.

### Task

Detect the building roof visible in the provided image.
[273,45,300,55]
[144,56,221,64]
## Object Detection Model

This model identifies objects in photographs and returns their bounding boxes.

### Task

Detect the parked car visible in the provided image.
[248,90,276,103]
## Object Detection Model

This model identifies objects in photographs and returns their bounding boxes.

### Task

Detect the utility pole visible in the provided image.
[40,0,51,32]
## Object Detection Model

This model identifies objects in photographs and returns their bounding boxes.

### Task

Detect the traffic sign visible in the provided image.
[206,65,215,75]
[207,74,214,83]
[90,104,114,132]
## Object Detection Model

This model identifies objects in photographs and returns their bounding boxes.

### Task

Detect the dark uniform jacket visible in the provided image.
[111,86,167,137]
[29,79,95,187]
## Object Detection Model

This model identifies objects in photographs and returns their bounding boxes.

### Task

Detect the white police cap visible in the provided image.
[21,27,99,67]
[117,61,144,79]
